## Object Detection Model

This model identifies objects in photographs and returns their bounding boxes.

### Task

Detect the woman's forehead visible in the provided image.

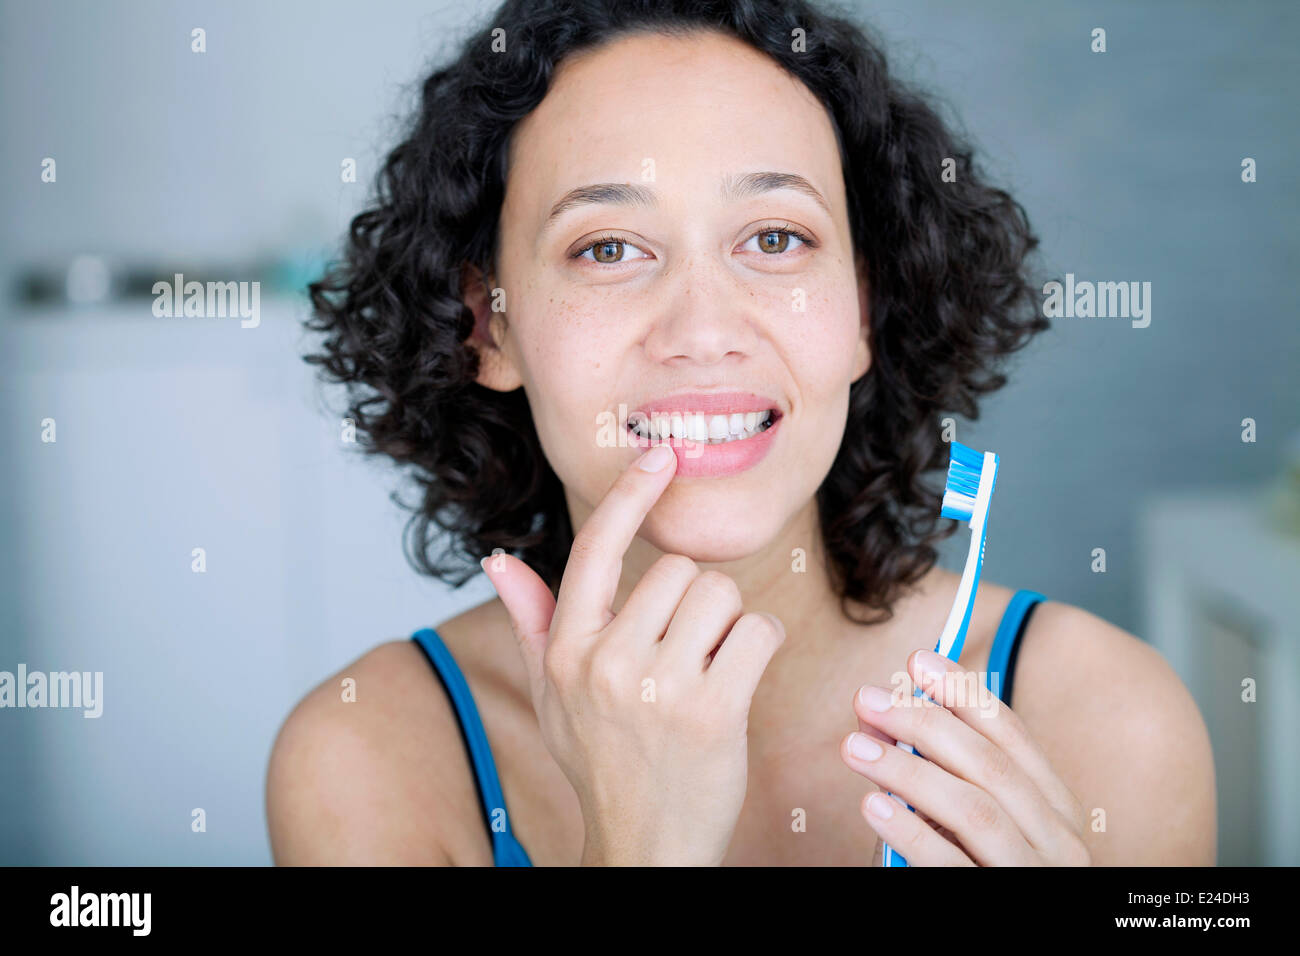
[502,30,845,231]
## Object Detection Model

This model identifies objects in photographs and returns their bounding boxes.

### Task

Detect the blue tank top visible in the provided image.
[411,588,1046,867]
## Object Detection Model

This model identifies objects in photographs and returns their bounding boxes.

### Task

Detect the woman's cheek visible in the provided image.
[784,313,861,394]
[520,347,621,488]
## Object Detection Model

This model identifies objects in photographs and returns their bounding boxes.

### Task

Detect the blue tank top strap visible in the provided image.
[984,589,1046,706]
[411,627,534,867]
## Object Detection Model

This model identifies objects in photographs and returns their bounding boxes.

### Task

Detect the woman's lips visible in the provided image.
[625,413,782,478]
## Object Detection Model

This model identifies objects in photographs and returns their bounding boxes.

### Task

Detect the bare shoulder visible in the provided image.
[1009,599,1217,865]
[265,609,506,866]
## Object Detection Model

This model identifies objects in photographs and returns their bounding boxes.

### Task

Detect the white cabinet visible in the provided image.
[0,298,482,863]
[1141,491,1300,865]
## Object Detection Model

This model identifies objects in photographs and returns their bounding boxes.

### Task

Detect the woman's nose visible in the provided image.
[642,256,761,366]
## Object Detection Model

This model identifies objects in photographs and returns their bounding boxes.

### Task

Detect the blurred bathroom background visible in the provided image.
[1,0,1296,865]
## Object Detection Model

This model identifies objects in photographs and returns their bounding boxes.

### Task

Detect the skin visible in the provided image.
[266,29,1216,866]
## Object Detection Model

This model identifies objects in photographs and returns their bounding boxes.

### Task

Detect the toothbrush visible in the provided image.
[880,441,999,868]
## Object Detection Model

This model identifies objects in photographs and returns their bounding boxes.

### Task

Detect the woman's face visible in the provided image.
[477,29,870,562]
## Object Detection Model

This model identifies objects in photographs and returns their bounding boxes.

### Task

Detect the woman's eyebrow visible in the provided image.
[723,171,831,216]
[542,171,831,233]
[545,182,656,229]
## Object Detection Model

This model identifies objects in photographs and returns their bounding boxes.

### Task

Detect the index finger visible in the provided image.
[553,442,678,635]
[907,648,1081,824]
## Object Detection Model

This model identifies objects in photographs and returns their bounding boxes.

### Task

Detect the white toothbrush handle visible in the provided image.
[881,452,995,867]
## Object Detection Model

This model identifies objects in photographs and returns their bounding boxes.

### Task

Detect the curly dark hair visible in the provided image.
[304,0,1048,626]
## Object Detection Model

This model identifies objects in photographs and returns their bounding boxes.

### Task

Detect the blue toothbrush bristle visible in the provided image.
[940,441,988,521]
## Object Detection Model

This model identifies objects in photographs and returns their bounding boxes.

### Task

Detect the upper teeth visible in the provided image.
[627,410,773,443]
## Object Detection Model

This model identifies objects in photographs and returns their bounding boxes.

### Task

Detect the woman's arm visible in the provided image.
[1011,602,1217,865]
[265,641,478,865]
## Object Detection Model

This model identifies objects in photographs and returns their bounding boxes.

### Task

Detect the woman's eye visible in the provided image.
[743,228,809,255]
[575,237,651,264]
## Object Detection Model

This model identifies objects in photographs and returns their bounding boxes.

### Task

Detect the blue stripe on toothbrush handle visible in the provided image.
[880,445,996,867]
[881,608,973,866]
[880,683,931,866]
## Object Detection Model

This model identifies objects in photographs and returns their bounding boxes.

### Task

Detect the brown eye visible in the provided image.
[593,240,624,263]
[743,226,812,256]
[574,236,650,264]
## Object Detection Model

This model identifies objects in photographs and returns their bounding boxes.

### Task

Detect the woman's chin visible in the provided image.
[640,516,782,566]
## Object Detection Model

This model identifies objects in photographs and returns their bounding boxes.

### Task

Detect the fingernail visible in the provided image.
[636,444,675,472]
[916,649,946,681]
[859,685,894,713]
[480,556,489,571]
[866,792,894,819]
[849,732,883,761]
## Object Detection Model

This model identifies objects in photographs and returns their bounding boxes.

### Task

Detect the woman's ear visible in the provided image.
[852,253,872,383]
[461,262,523,392]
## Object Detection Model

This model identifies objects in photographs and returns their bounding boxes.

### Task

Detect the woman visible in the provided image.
[267,0,1216,866]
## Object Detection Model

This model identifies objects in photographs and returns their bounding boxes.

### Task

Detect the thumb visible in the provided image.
[480,552,556,703]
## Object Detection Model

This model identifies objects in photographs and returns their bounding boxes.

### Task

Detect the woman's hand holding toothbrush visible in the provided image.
[840,648,1092,866]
